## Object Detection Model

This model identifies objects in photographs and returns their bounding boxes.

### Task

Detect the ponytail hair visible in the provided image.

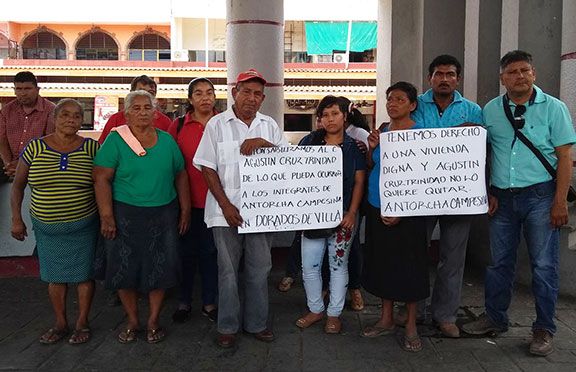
[338,96,370,132]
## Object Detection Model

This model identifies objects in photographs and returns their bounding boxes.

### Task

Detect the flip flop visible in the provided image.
[147,328,166,344]
[361,324,395,338]
[401,334,423,353]
[39,327,69,345]
[118,327,138,344]
[68,328,91,345]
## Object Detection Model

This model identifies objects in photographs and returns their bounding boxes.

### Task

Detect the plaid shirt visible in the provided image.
[0,97,55,161]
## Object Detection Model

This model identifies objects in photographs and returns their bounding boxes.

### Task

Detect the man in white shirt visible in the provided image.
[194,69,288,348]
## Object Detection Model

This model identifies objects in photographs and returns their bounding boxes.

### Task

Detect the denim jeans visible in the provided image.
[486,181,559,333]
[177,208,218,307]
[301,226,356,317]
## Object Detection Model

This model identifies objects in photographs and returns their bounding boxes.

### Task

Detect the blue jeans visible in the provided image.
[486,181,559,333]
[301,226,356,317]
[178,208,218,307]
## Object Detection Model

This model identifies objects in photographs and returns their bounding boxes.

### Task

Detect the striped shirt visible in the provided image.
[21,138,100,223]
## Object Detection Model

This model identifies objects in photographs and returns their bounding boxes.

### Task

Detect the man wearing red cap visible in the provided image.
[194,69,288,348]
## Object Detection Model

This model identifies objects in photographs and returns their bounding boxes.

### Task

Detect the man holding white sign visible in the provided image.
[410,55,483,338]
[193,69,288,349]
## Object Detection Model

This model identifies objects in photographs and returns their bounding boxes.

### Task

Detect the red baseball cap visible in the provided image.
[236,69,267,85]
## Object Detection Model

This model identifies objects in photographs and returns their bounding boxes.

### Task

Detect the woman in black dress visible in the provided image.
[361,82,429,352]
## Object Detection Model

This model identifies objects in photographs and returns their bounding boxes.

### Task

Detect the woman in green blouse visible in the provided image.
[93,90,190,344]
[11,99,100,345]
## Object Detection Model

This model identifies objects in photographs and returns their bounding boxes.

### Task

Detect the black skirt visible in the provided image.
[362,204,429,302]
[101,199,181,293]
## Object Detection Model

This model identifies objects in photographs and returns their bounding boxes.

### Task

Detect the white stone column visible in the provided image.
[226,0,284,128]
[170,17,184,60]
[464,0,479,103]
[500,0,519,94]
[376,0,392,126]
[560,0,576,123]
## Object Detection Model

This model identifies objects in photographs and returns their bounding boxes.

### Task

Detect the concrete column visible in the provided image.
[421,0,465,87]
[389,0,423,92]
[500,0,519,58]
[464,0,480,103]
[500,0,519,95]
[170,17,184,54]
[518,0,562,97]
[476,0,502,106]
[376,0,392,125]
[226,0,284,128]
[560,0,576,122]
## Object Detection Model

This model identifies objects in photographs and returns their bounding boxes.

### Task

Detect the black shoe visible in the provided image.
[202,307,218,322]
[172,308,192,323]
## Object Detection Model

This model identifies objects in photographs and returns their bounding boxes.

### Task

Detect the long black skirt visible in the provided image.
[362,204,429,302]
[101,199,181,293]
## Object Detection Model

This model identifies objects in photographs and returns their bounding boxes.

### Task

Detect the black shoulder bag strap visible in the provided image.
[502,92,556,179]
[502,93,576,201]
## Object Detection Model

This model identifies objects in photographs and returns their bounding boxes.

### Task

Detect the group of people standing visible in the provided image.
[2,49,574,357]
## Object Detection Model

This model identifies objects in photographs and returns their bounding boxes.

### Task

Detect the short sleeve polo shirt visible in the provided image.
[483,85,576,189]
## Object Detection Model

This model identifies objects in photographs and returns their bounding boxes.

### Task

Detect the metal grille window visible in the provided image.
[76,32,118,60]
[128,34,170,61]
[22,31,66,60]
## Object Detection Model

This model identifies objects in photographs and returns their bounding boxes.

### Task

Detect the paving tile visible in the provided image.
[515,363,576,372]
[477,362,522,371]
[1,265,576,370]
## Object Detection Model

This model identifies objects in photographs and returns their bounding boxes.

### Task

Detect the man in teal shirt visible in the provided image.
[410,55,482,338]
[462,50,576,357]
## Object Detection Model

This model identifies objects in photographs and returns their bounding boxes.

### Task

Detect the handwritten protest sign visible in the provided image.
[239,146,343,233]
[379,126,488,216]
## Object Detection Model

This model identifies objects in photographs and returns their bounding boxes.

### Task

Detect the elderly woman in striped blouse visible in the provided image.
[11,99,100,345]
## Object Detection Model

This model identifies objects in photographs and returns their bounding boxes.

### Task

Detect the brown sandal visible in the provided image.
[39,327,69,345]
[401,334,423,352]
[324,316,342,334]
[296,312,324,329]
[361,324,395,338]
[68,328,91,345]
[118,327,138,344]
[146,328,166,344]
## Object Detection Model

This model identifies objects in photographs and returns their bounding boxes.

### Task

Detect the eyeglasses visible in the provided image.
[513,105,526,130]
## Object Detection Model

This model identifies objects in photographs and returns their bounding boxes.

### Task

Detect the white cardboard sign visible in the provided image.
[379,126,488,216]
[239,146,343,233]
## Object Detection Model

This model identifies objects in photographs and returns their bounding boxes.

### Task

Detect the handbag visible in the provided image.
[502,94,576,202]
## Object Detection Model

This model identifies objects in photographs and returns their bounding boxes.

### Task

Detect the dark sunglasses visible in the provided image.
[513,105,526,130]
